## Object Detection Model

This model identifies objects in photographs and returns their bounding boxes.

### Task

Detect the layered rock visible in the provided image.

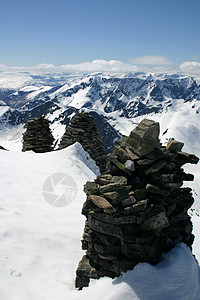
[59,112,107,173]
[75,119,199,289]
[22,116,54,153]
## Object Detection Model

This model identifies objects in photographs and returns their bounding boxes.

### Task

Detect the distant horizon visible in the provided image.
[1,0,200,75]
[0,58,200,77]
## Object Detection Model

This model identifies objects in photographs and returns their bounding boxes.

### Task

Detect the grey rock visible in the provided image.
[127,119,160,156]
[166,140,184,152]
[141,211,169,230]
[88,195,116,214]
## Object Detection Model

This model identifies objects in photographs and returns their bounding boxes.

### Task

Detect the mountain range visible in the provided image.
[0,71,200,152]
[0,71,200,299]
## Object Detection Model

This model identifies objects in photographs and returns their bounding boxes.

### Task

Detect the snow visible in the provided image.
[0,105,9,117]
[26,86,52,100]
[0,143,200,300]
[0,73,33,90]
[18,86,40,92]
[0,125,25,151]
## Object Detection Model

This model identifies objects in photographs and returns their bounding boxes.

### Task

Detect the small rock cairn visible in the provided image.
[75,119,199,289]
[59,112,107,173]
[22,116,54,152]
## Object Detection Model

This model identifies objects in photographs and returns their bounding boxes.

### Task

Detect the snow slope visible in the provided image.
[0,143,200,300]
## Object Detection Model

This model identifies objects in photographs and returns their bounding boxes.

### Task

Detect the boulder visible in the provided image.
[127,119,160,156]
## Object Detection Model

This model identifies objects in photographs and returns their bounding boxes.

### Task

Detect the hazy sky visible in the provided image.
[0,0,200,74]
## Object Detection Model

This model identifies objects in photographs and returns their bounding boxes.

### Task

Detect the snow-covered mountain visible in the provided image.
[1,71,200,299]
[0,71,200,152]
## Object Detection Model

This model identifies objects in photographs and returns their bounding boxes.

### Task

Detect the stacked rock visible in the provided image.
[22,116,54,152]
[59,112,107,173]
[75,119,199,289]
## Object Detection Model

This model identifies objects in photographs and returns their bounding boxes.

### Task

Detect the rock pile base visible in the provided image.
[59,112,107,173]
[75,119,199,289]
[22,116,54,152]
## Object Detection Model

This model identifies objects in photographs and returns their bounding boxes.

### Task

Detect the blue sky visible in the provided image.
[0,0,200,74]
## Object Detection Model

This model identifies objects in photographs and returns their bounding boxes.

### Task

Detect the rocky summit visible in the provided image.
[59,112,107,173]
[22,116,54,153]
[75,119,199,289]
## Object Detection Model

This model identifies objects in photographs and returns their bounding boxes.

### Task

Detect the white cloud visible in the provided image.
[179,61,200,75]
[0,60,139,74]
[1,59,200,77]
[0,64,7,71]
[130,56,172,65]
[60,59,138,73]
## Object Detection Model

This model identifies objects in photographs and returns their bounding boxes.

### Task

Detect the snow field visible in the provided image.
[0,143,200,299]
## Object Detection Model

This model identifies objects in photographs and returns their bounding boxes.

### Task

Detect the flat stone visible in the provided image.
[124,199,149,214]
[88,195,116,213]
[113,145,131,163]
[146,184,169,196]
[88,216,123,240]
[137,158,155,166]
[176,152,199,165]
[151,173,175,183]
[141,211,169,230]
[94,244,121,255]
[145,160,167,175]
[162,162,177,172]
[102,188,129,203]
[84,182,100,195]
[90,212,116,225]
[98,253,118,261]
[180,172,194,181]
[114,215,138,224]
[110,176,127,186]
[125,146,140,160]
[122,196,137,207]
[166,140,184,152]
[95,174,112,185]
[99,183,122,194]
[102,191,120,201]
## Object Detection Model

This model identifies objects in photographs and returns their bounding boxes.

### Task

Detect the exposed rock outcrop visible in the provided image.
[75,119,199,289]
[22,116,54,153]
[59,112,107,173]
[0,145,7,150]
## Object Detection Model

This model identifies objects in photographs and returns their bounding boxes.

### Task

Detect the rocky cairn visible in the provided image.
[59,112,107,173]
[75,119,199,289]
[22,116,54,153]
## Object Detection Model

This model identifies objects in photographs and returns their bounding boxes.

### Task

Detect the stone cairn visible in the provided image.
[75,119,199,289]
[59,112,107,173]
[22,116,54,153]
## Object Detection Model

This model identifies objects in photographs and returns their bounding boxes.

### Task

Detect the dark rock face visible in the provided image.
[22,116,54,153]
[59,112,107,173]
[75,119,199,289]
[0,145,7,150]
